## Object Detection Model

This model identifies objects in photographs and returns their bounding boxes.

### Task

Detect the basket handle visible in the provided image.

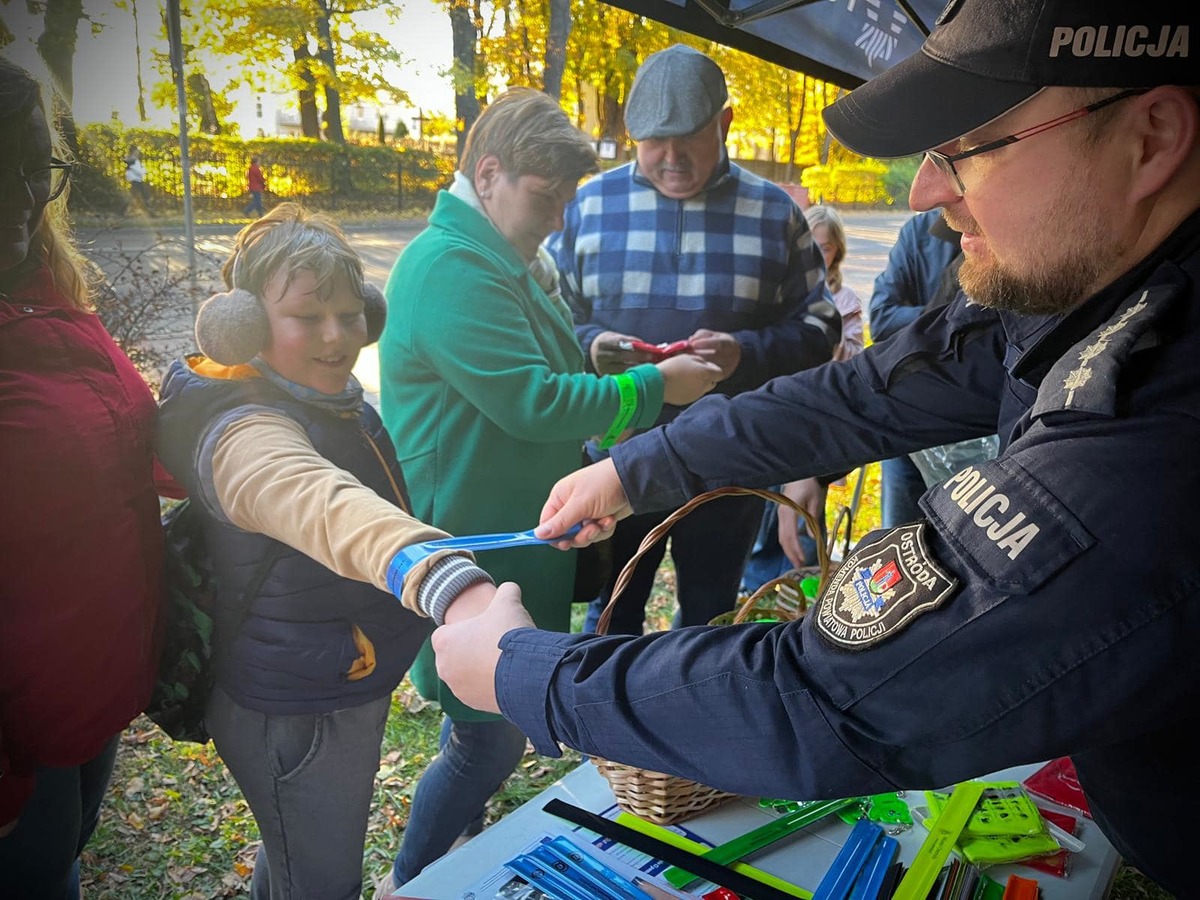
[597,486,831,636]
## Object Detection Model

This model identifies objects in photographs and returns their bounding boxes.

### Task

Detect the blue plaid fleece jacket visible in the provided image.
[546,159,840,427]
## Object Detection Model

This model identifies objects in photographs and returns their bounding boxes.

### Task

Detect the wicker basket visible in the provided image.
[592,485,837,825]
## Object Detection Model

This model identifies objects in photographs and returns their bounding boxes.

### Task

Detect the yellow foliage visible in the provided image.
[801,160,890,206]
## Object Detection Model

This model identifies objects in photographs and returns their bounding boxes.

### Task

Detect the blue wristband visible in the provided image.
[386,546,428,597]
[386,525,584,598]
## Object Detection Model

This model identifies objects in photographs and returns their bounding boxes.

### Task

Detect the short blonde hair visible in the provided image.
[803,204,848,294]
[221,202,365,302]
[460,87,598,189]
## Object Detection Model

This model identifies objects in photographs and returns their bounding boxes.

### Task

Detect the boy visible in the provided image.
[156,203,496,899]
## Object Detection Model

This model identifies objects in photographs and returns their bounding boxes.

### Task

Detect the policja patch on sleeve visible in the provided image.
[816,522,958,651]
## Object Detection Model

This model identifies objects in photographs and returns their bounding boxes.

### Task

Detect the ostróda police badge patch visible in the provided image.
[816,522,958,651]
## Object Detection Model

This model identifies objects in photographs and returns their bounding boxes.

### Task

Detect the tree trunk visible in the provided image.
[186,72,222,134]
[131,0,148,121]
[599,73,623,144]
[450,0,479,161]
[543,0,571,99]
[293,44,321,139]
[321,86,344,144]
[785,74,808,183]
[313,0,344,144]
[36,0,83,155]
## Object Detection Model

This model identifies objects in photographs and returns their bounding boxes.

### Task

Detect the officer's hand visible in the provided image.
[432,582,533,715]
[535,459,629,547]
[688,329,742,380]
[657,354,723,406]
[778,478,826,569]
[591,331,653,374]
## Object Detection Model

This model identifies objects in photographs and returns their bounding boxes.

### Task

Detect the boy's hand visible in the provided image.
[442,579,498,624]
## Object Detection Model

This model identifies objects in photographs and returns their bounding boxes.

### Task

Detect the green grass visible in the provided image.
[83,478,1170,898]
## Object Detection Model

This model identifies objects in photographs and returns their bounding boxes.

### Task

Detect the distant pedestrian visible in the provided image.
[122,145,153,217]
[243,156,265,217]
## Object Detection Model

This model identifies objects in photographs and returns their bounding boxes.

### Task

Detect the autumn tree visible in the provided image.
[0,0,89,154]
[561,1,670,141]
[175,0,411,142]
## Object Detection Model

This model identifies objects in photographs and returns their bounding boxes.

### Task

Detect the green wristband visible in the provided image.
[597,372,639,450]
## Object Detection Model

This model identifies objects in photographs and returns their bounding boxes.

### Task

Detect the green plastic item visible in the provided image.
[893,780,985,900]
[922,781,1061,866]
[663,797,857,889]
[972,872,1006,900]
[833,792,912,826]
[800,575,821,598]
[760,797,862,816]
[864,792,913,825]
[926,781,1044,837]
[921,807,1060,865]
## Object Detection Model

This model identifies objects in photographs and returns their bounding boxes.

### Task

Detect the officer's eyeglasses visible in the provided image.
[0,158,74,203]
[925,89,1148,197]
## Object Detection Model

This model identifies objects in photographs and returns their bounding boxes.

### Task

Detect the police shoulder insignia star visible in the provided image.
[816,522,958,651]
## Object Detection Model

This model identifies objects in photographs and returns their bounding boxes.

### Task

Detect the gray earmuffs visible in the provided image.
[194,283,386,366]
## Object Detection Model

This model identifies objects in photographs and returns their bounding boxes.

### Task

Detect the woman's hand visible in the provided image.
[590,331,654,374]
[657,353,723,406]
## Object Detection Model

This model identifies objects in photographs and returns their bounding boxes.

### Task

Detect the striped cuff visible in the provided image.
[417,555,495,626]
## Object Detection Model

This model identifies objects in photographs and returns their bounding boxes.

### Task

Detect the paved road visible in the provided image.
[77,209,913,396]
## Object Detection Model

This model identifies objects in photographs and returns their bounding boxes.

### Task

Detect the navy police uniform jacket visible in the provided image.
[496,210,1200,896]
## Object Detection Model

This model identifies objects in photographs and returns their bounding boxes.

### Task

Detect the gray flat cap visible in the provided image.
[625,44,728,141]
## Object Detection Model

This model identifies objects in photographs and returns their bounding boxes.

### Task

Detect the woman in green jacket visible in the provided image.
[376,87,721,892]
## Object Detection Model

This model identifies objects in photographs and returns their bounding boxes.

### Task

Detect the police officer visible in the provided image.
[430,0,1199,894]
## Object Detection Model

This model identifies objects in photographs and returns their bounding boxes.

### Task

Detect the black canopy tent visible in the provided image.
[597,0,945,88]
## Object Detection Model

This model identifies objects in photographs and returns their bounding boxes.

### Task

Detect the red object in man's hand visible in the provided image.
[621,338,694,360]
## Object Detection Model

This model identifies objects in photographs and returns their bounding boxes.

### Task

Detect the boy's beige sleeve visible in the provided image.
[210,411,463,614]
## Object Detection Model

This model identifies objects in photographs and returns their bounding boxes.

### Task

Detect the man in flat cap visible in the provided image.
[547,43,842,638]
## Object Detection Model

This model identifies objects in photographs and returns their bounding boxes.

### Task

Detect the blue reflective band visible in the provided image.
[385,524,584,597]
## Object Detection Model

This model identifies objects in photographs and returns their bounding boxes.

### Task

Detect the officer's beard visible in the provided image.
[958,243,1115,316]
[950,189,1125,317]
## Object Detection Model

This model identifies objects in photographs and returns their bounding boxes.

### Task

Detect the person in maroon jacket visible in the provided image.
[0,58,168,899]
[243,155,266,217]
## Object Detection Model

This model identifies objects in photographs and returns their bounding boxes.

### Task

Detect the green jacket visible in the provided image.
[379,190,664,720]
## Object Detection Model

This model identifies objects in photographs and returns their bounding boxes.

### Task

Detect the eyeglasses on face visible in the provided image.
[0,158,74,203]
[924,89,1148,197]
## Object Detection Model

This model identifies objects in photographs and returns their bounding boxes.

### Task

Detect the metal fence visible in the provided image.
[78,126,457,215]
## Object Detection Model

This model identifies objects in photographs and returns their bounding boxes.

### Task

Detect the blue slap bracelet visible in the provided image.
[386,524,583,595]
[813,819,884,900]
[542,835,651,900]
[847,833,899,900]
[527,839,650,900]
[504,851,598,900]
